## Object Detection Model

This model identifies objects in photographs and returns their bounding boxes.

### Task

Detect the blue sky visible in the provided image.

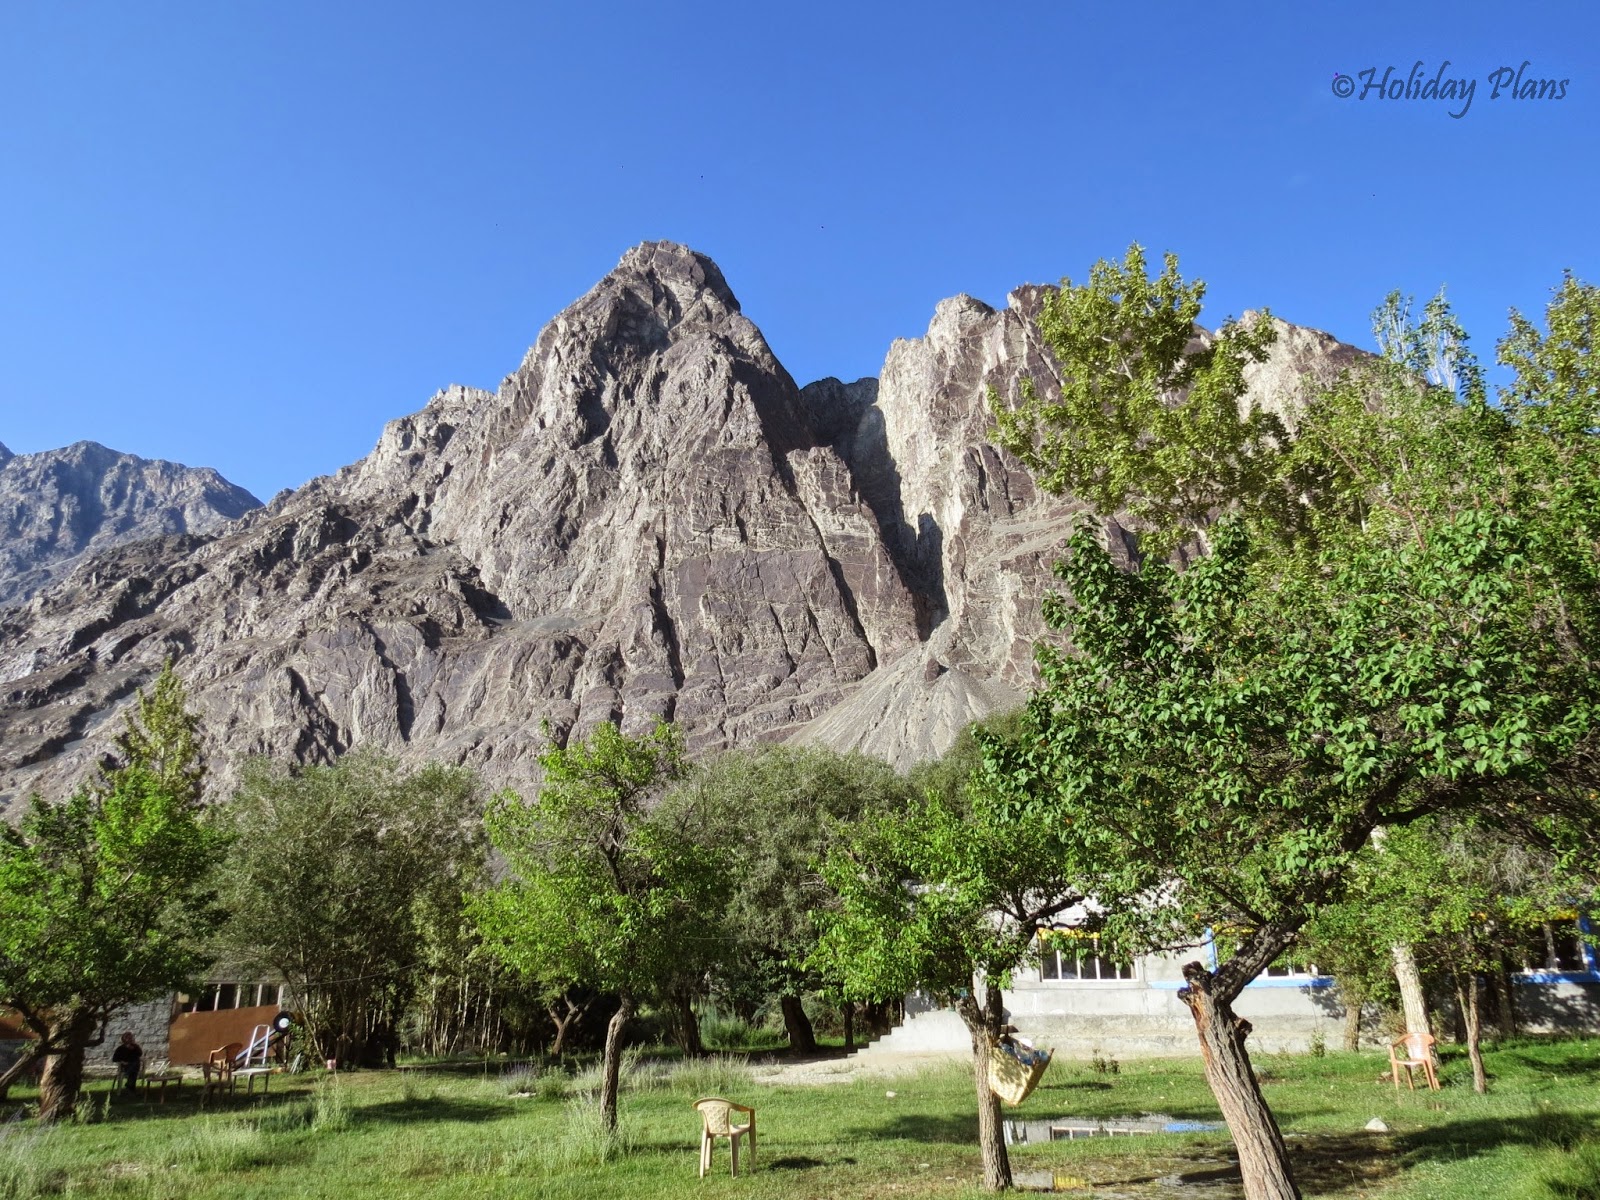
[2,1,1594,502]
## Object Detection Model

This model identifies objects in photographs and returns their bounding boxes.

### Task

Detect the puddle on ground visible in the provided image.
[1005,1114,1225,1144]
[1015,1158,1239,1195]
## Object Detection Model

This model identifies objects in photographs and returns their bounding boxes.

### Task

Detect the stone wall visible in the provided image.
[85,999,173,1072]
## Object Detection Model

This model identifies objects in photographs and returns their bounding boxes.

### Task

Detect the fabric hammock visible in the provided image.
[988,1037,1052,1106]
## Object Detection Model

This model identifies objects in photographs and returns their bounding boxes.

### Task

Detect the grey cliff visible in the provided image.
[0,243,1365,810]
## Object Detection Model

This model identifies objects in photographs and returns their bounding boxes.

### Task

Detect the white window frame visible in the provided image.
[1036,931,1138,983]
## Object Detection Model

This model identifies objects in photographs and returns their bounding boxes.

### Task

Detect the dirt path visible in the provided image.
[750,1050,969,1086]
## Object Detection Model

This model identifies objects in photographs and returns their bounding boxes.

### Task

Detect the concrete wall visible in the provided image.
[1006,946,1347,1056]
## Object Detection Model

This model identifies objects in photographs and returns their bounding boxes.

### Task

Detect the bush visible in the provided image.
[499,1066,540,1097]
[665,1053,753,1097]
[535,1071,570,1102]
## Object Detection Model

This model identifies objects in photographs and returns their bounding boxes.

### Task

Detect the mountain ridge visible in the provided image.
[0,242,1365,810]
[0,440,262,610]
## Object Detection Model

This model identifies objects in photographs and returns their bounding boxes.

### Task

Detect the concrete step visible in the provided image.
[849,1007,969,1059]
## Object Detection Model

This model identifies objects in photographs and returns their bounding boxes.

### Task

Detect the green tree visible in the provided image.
[670,744,914,1052]
[0,663,225,1119]
[979,256,1600,1200]
[219,751,483,1066]
[991,243,1284,552]
[811,729,1090,1193]
[474,720,728,1130]
[1310,819,1583,1092]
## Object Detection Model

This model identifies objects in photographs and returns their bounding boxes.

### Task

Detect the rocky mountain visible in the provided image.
[0,441,261,609]
[0,243,1364,810]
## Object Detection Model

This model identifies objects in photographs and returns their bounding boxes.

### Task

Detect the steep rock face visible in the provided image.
[795,300,1372,766]
[0,243,1366,805]
[0,442,261,609]
[797,287,1129,764]
[0,244,916,807]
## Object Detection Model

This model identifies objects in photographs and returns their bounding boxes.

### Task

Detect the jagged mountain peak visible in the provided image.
[0,246,1366,812]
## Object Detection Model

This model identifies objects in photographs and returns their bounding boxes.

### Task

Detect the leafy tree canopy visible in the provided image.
[219,750,483,1065]
[0,662,225,1115]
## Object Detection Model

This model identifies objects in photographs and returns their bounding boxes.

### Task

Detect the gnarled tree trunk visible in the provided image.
[1180,963,1300,1200]
[547,992,590,1059]
[598,993,634,1131]
[0,1041,45,1103]
[673,989,704,1057]
[38,1010,98,1122]
[1341,992,1364,1052]
[956,978,1012,1193]
[779,994,817,1054]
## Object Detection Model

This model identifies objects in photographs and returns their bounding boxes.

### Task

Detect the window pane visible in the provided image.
[1554,926,1583,971]
[217,984,237,1010]
[1057,950,1081,980]
[1041,951,1059,980]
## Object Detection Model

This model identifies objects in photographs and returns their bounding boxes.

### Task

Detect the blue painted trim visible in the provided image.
[1146,977,1336,990]
[1513,970,1600,985]
[1246,976,1337,989]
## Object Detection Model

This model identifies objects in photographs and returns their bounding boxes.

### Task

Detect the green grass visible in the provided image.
[0,1038,1595,1198]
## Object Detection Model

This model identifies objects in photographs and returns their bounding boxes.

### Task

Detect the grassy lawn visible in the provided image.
[2,1038,1596,1198]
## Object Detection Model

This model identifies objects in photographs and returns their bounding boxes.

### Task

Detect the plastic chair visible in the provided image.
[693,1097,756,1177]
[202,1041,244,1100]
[1388,1033,1440,1092]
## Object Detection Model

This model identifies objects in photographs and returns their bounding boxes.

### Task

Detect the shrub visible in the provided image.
[499,1066,540,1097]
[666,1053,753,1097]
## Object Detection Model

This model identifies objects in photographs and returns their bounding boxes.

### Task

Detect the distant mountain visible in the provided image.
[0,441,261,609]
[0,243,1363,809]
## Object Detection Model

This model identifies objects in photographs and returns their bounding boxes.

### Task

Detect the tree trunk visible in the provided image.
[38,1011,98,1123]
[779,994,817,1055]
[1341,993,1364,1052]
[673,989,704,1057]
[956,979,1012,1193]
[1180,963,1300,1200]
[865,999,892,1036]
[0,1041,45,1102]
[1391,941,1437,1067]
[1455,975,1487,1094]
[842,1000,855,1052]
[1491,965,1517,1041]
[598,994,634,1131]
[548,994,589,1059]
